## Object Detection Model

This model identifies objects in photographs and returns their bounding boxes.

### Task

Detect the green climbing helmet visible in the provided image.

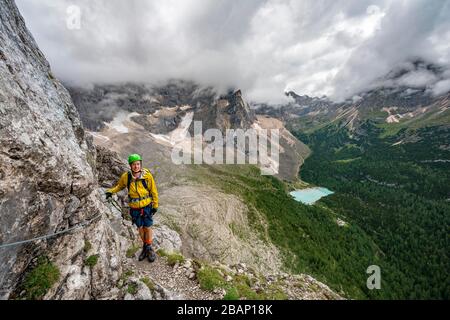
[128,153,142,164]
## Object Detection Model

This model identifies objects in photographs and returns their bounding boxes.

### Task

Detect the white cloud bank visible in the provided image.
[16,0,450,103]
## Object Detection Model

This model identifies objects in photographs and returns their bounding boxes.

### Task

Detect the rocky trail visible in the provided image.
[125,255,221,300]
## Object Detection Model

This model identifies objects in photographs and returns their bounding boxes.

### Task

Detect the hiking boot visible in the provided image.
[147,245,156,263]
[138,245,148,261]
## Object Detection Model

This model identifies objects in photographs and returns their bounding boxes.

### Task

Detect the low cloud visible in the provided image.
[16,0,450,103]
[431,78,450,96]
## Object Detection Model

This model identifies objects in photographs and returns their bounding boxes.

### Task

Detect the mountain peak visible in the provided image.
[191,88,256,133]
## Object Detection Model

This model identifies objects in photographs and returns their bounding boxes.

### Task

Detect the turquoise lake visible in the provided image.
[289,187,334,205]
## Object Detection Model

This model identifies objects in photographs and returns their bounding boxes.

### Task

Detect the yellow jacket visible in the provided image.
[107,168,159,209]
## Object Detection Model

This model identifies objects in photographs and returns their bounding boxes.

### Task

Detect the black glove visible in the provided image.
[105,192,112,200]
[151,207,158,215]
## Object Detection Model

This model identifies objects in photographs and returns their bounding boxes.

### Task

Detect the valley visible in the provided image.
[67,76,450,299]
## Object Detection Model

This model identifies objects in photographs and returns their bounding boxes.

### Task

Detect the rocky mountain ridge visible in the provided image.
[254,60,450,134]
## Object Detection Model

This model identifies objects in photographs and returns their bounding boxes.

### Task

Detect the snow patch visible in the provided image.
[88,131,110,141]
[150,112,194,147]
[104,111,140,133]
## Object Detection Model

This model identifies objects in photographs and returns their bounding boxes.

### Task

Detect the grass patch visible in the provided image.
[157,249,185,266]
[223,287,239,300]
[126,244,140,258]
[127,283,138,295]
[85,254,99,268]
[21,256,60,300]
[156,248,168,257]
[235,282,261,299]
[197,266,226,291]
[377,122,406,138]
[117,270,134,289]
[233,274,253,287]
[123,269,134,278]
[83,240,92,253]
[232,274,261,300]
[262,283,289,300]
[285,179,310,192]
[167,252,185,266]
[194,263,289,300]
[140,277,155,291]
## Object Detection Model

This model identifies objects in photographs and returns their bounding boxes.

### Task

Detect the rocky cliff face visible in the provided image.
[0,0,125,299]
[189,89,257,134]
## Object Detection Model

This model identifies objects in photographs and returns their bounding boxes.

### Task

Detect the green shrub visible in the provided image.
[235,282,261,300]
[127,283,138,295]
[166,252,185,266]
[140,277,155,290]
[85,254,99,267]
[22,256,60,300]
[197,266,226,291]
[157,249,185,266]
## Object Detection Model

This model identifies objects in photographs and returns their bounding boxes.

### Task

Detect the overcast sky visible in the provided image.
[15,0,450,103]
